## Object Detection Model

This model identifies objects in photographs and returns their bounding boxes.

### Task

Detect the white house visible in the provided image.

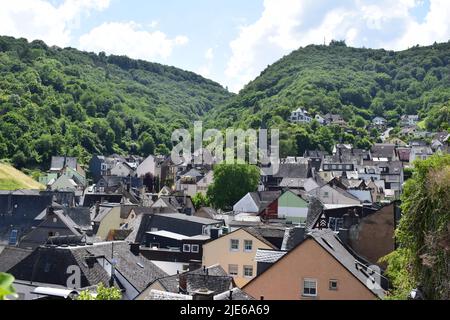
[136,155,157,177]
[233,193,259,215]
[110,162,134,177]
[290,108,312,123]
[308,185,361,205]
[400,115,419,127]
[372,117,387,126]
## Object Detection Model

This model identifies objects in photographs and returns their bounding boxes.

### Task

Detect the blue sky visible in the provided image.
[1,0,449,92]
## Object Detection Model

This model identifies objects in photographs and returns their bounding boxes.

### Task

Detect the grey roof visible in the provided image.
[0,247,33,272]
[50,156,77,170]
[144,290,192,300]
[92,204,117,223]
[308,229,385,298]
[146,264,230,296]
[371,144,396,158]
[154,213,221,225]
[6,245,111,288]
[281,226,307,251]
[214,287,255,300]
[86,242,167,292]
[255,249,288,263]
[247,191,281,212]
[275,163,310,178]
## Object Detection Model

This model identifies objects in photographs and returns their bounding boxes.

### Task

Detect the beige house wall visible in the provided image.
[202,229,273,288]
[243,239,377,300]
[96,207,122,240]
[135,280,165,300]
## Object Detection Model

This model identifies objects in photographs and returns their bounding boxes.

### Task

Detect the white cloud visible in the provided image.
[197,47,215,78]
[225,0,450,92]
[78,22,189,61]
[0,0,110,47]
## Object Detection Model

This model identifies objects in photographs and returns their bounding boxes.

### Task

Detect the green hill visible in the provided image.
[205,40,450,155]
[0,162,44,190]
[0,36,233,169]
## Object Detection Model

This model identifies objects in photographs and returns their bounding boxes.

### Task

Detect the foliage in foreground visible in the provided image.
[0,273,17,300]
[382,154,450,299]
[76,283,122,300]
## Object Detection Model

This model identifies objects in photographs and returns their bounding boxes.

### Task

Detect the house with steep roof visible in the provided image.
[202,227,278,287]
[243,229,385,300]
[2,241,167,300]
[258,190,309,223]
[308,185,361,205]
[136,264,235,300]
[233,191,281,215]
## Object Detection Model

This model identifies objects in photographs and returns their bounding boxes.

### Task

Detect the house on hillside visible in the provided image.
[290,108,312,123]
[372,117,387,127]
[258,190,309,223]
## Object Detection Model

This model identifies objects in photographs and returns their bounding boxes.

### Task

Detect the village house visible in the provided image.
[242,229,385,300]
[372,117,387,127]
[290,108,312,123]
[202,227,278,287]
[258,189,309,223]
[400,114,419,127]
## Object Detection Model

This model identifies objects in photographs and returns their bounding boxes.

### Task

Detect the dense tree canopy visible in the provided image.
[0,36,232,169]
[205,41,450,155]
[207,163,260,210]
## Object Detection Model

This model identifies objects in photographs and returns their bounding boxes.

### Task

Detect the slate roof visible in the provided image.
[50,156,77,170]
[281,226,307,251]
[154,213,221,225]
[371,144,396,158]
[145,290,192,300]
[5,241,166,292]
[0,246,33,272]
[274,163,310,178]
[214,287,255,300]
[87,242,167,292]
[146,264,230,296]
[308,229,385,298]
[248,191,281,212]
[255,249,288,263]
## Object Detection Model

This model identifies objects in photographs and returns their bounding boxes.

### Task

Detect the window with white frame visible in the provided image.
[191,244,199,253]
[228,264,238,276]
[183,244,191,252]
[230,239,239,251]
[243,265,253,278]
[303,279,317,297]
[244,240,253,252]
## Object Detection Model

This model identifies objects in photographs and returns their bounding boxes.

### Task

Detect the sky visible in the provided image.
[1,0,450,92]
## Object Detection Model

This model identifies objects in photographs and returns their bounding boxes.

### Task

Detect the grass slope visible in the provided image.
[0,162,44,190]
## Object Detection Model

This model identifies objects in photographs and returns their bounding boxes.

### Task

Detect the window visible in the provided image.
[228,264,238,276]
[191,244,199,253]
[346,165,352,170]
[8,230,18,246]
[243,265,253,278]
[244,240,253,252]
[303,279,317,297]
[230,239,239,251]
[329,280,338,291]
[183,244,191,252]
[323,191,329,198]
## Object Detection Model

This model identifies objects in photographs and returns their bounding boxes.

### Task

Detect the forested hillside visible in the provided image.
[205,40,450,156]
[0,36,233,169]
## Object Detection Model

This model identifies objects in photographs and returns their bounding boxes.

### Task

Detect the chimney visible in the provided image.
[228,290,233,300]
[192,289,215,300]
[129,243,140,256]
[46,206,55,218]
[95,201,100,217]
[210,228,219,240]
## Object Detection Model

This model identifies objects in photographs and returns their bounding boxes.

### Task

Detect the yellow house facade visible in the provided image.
[202,228,275,287]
